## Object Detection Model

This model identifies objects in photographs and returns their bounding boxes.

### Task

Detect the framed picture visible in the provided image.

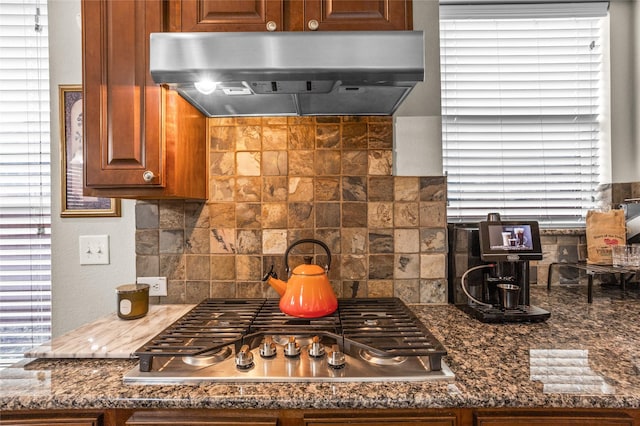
[59,85,120,217]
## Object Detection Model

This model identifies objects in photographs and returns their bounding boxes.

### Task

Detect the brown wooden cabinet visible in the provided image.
[0,411,103,425]
[3,408,640,426]
[303,413,457,425]
[82,0,207,199]
[475,410,634,426]
[170,0,412,32]
[125,410,277,425]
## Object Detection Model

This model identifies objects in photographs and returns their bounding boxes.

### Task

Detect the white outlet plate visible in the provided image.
[79,235,110,265]
[138,276,167,296]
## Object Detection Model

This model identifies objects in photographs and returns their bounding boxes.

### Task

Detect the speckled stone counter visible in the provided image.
[3,282,640,411]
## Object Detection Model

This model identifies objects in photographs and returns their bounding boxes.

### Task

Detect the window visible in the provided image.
[440,1,609,226]
[0,0,51,368]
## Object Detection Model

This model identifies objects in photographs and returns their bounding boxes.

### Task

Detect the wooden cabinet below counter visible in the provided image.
[169,0,412,32]
[3,408,640,426]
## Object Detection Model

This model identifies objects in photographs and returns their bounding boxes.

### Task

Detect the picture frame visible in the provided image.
[59,85,120,217]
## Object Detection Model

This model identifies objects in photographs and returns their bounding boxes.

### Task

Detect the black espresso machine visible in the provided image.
[447,213,550,323]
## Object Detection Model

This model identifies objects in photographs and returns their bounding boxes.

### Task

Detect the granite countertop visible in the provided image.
[3,282,640,411]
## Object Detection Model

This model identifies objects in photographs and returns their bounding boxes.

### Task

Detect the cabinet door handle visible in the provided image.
[266,21,277,32]
[142,170,155,183]
[307,19,319,31]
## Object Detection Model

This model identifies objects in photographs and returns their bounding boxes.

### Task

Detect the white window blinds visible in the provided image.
[440,2,608,226]
[0,0,51,368]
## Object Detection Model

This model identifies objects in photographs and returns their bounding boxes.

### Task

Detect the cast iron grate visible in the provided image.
[132,297,446,372]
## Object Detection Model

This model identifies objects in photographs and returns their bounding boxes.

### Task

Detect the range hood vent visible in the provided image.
[149,31,424,117]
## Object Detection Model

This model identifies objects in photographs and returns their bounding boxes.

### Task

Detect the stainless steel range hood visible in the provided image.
[149,31,424,117]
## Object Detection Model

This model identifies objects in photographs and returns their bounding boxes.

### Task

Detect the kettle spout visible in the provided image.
[262,265,287,296]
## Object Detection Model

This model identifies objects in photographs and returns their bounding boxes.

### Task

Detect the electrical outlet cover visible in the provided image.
[138,276,167,296]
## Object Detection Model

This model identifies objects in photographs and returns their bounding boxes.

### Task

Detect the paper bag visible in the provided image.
[586,209,626,265]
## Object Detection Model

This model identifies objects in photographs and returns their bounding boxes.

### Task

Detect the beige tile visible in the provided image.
[394,177,420,201]
[394,229,420,253]
[186,255,210,281]
[419,202,447,227]
[236,229,262,254]
[209,177,235,202]
[262,176,288,201]
[208,203,236,228]
[235,177,261,202]
[368,150,392,176]
[288,150,315,176]
[262,125,288,150]
[288,177,314,202]
[210,255,235,280]
[315,177,341,201]
[235,125,261,151]
[367,122,393,149]
[367,280,394,297]
[210,152,235,176]
[341,228,367,254]
[288,125,315,150]
[210,228,237,254]
[368,202,393,228]
[395,253,420,279]
[261,203,287,228]
[236,255,262,280]
[394,202,419,227]
[315,150,341,175]
[262,151,287,176]
[236,203,261,229]
[316,124,340,148]
[262,229,287,254]
[420,253,447,279]
[341,254,367,280]
[236,152,261,176]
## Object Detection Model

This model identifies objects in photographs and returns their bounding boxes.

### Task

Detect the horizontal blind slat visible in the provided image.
[0,0,51,369]
[441,12,604,226]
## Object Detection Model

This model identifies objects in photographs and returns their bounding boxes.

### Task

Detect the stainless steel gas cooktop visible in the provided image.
[124,298,454,384]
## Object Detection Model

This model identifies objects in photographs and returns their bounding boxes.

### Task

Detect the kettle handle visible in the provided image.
[284,239,331,274]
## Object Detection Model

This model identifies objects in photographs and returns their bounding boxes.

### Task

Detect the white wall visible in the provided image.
[609,0,639,183]
[48,0,136,336]
[394,0,443,176]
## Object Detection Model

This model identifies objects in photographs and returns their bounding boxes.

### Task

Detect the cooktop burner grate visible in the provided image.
[132,297,447,373]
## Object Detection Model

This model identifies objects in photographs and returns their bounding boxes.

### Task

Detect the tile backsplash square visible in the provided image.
[136,116,447,305]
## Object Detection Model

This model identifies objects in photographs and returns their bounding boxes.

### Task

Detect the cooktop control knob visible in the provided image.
[259,336,277,358]
[235,344,254,369]
[284,336,301,357]
[308,335,325,358]
[327,344,346,369]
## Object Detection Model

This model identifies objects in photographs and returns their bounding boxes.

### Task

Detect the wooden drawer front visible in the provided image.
[0,412,103,426]
[475,412,633,426]
[125,411,277,426]
[304,415,456,426]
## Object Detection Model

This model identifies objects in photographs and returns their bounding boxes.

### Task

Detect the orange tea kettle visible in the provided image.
[262,239,338,318]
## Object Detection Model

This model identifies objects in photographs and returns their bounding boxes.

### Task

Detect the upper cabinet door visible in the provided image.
[82,0,163,188]
[82,0,207,199]
[302,0,412,31]
[172,0,284,32]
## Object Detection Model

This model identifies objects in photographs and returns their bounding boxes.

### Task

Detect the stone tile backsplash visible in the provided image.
[136,116,448,305]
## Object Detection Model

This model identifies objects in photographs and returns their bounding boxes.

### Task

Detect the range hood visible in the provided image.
[149,31,424,117]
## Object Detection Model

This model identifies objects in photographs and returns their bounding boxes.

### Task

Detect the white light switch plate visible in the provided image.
[79,235,110,265]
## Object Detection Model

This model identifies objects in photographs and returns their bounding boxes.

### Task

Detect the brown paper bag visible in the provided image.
[586,209,626,265]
